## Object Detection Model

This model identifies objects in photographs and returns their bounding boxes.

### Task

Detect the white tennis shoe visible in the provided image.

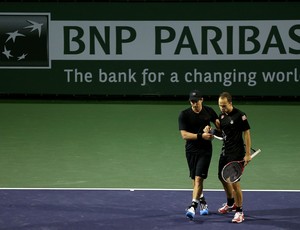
[232,212,245,223]
[185,206,196,219]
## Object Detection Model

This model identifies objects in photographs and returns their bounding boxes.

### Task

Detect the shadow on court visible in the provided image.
[0,189,299,230]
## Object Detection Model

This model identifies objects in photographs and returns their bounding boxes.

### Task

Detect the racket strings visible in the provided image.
[222,162,243,183]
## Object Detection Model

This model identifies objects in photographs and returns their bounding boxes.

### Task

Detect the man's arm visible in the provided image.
[243,129,251,165]
[180,130,198,140]
[180,130,213,141]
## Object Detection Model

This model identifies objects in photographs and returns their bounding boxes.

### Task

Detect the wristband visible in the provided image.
[197,132,203,140]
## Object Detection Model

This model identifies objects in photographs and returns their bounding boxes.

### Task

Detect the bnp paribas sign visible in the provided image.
[1,13,300,69]
[53,20,300,61]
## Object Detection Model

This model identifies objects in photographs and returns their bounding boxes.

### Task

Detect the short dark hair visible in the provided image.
[219,92,232,103]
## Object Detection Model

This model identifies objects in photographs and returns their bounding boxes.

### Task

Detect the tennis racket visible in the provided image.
[221,147,261,183]
[213,135,223,141]
[207,128,224,141]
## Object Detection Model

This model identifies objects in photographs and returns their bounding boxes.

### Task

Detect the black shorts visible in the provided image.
[218,153,244,178]
[186,151,212,180]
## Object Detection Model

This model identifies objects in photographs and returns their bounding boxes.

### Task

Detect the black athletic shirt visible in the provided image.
[178,105,218,153]
[219,107,250,156]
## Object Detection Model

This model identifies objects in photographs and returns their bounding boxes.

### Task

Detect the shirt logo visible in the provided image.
[242,115,247,121]
[0,14,49,68]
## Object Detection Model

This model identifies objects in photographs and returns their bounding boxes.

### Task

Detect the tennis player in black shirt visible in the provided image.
[178,90,219,220]
[217,92,252,223]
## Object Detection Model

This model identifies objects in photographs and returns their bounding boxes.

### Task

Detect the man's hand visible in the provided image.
[202,132,214,140]
[244,154,252,166]
[203,125,211,133]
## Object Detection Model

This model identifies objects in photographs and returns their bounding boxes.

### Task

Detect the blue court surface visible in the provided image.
[0,189,299,230]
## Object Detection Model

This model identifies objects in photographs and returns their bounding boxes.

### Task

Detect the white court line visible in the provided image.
[0,188,299,192]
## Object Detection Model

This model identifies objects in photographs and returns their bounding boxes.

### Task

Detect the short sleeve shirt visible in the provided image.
[219,107,250,156]
[178,105,218,153]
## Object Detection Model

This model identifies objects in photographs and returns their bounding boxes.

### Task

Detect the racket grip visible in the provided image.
[213,135,223,141]
[251,149,261,158]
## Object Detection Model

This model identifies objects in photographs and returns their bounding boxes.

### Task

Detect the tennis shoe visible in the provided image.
[232,212,244,223]
[199,202,209,215]
[185,206,196,219]
[218,203,237,214]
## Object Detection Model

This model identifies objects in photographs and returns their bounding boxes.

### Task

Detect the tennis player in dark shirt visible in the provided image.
[178,90,219,220]
[217,92,252,223]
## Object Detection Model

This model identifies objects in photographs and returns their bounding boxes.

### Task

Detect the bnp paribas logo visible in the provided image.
[0,13,50,69]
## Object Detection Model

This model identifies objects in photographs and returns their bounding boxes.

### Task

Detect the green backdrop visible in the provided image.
[0,100,299,190]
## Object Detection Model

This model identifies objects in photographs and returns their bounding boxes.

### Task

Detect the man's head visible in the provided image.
[189,90,203,112]
[218,92,233,114]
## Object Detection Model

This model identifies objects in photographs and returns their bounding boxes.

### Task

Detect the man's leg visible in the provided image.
[186,176,203,219]
[232,182,242,208]
[218,176,237,214]
[193,176,203,201]
[231,182,245,223]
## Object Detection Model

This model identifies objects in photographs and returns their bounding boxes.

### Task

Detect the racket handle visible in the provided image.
[213,135,223,141]
[251,149,261,159]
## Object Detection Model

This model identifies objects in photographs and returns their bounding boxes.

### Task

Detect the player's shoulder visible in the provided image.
[232,107,248,121]
[179,107,192,116]
[203,105,215,111]
[203,105,217,114]
[233,107,246,115]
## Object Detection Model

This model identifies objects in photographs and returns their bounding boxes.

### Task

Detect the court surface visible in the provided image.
[0,189,299,230]
[0,100,299,229]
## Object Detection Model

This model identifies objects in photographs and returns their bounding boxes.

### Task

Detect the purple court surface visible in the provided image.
[0,189,299,230]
